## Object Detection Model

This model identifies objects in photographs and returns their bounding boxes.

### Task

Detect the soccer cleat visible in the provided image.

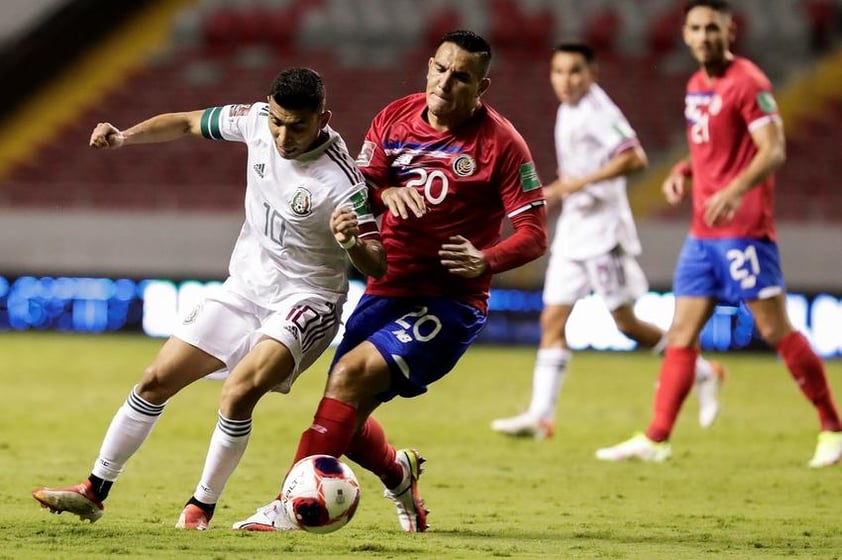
[808,430,842,468]
[231,499,299,532]
[32,479,104,523]
[383,448,428,532]
[175,503,212,531]
[595,432,672,463]
[490,413,555,440]
[696,360,727,428]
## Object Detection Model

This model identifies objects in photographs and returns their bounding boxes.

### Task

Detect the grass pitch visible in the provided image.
[2,332,841,559]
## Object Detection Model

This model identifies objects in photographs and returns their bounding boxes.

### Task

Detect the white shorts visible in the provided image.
[173,285,344,394]
[542,247,649,311]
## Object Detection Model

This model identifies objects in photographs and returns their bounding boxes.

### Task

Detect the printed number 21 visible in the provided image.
[726,245,760,289]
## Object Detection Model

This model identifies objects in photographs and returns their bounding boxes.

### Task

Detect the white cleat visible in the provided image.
[384,448,428,532]
[595,433,672,463]
[232,499,299,532]
[696,360,726,428]
[808,431,842,468]
[490,413,554,440]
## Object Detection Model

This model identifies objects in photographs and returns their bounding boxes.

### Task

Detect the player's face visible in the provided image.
[683,6,734,66]
[425,42,490,129]
[549,51,594,105]
[266,97,330,159]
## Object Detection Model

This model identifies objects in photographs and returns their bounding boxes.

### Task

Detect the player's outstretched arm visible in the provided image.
[89,111,205,150]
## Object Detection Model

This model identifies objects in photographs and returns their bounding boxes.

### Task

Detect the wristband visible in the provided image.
[671,161,692,178]
[338,236,357,250]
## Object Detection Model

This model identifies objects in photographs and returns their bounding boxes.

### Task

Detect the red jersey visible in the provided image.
[685,57,779,239]
[356,93,544,312]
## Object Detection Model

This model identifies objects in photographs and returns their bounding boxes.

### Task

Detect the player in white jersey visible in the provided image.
[491,43,724,440]
[32,68,385,530]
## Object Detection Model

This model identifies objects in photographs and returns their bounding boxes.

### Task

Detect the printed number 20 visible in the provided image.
[396,306,442,342]
[405,169,449,205]
[726,245,760,289]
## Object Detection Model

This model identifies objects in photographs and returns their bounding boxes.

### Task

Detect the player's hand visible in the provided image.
[330,206,359,247]
[381,186,426,219]
[89,123,125,149]
[703,186,743,226]
[662,173,688,205]
[439,235,488,278]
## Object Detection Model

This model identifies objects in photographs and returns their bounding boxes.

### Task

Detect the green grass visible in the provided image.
[2,332,842,559]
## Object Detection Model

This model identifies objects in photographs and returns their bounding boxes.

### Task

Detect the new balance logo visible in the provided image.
[254,163,265,178]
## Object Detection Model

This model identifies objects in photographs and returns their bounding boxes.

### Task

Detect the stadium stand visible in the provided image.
[0,0,840,222]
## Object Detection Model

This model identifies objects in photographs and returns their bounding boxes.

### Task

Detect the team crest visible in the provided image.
[290,186,313,216]
[452,154,476,177]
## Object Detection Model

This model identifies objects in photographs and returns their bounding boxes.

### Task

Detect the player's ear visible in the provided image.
[727,18,737,46]
[478,77,491,97]
[319,110,331,129]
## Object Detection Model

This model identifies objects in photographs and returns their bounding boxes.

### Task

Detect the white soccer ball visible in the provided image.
[281,454,361,534]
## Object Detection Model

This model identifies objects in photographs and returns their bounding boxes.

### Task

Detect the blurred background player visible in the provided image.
[491,42,725,440]
[32,67,385,528]
[230,29,547,533]
[596,0,842,466]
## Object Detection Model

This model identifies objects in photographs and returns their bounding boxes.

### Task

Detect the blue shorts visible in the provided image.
[673,236,785,305]
[331,294,487,401]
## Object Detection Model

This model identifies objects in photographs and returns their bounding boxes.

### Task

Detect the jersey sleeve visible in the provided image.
[199,103,262,143]
[340,183,380,240]
[590,108,640,157]
[355,109,393,215]
[496,129,546,218]
[737,72,779,133]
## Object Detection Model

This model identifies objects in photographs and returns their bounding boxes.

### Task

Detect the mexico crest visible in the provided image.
[290,186,313,216]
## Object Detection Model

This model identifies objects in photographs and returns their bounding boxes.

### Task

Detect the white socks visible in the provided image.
[527,347,572,420]
[192,412,252,505]
[92,386,165,481]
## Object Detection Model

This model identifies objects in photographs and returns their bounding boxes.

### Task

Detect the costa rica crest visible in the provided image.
[452,154,476,177]
[290,186,313,216]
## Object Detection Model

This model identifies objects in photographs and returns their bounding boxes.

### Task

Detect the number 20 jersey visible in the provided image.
[355,93,544,312]
[200,103,378,308]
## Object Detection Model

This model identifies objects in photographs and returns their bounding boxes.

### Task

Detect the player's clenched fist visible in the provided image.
[89,122,125,149]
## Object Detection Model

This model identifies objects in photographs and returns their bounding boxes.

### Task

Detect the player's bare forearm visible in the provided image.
[728,120,786,196]
[584,145,648,186]
[117,111,205,146]
[347,239,386,279]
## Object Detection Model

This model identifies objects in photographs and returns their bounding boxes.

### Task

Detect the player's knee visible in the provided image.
[326,359,374,401]
[754,321,790,346]
[136,364,175,403]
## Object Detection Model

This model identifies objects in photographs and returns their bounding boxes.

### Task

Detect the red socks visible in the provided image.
[345,417,402,489]
[293,397,357,463]
[646,346,699,442]
[291,398,403,491]
[776,331,842,431]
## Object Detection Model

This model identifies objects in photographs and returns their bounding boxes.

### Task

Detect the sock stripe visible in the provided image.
[127,389,165,417]
[217,412,252,438]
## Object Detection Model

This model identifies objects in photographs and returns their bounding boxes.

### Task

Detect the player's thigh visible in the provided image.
[668,296,717,346]
[224,337,297,398]
[255,294,343,394]
[139,336,228,401]
[542,253,590,306]
[745,293,792,345]
[364,297,487,401]
[586,249,649,311]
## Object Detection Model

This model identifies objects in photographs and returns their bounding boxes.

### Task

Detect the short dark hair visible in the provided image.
[684,0,731,15]
[438,29,492,78]
[269,67,325,112]
[553,42,596,65]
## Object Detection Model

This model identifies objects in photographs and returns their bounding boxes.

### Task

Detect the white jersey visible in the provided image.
[200,103,376,308]
[552,84,642,260]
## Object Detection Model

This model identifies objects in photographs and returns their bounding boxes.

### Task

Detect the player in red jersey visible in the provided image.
[233,29,547,532]
[596,0,842,466]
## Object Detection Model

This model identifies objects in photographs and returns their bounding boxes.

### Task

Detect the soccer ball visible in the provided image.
[281,454,361,534]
